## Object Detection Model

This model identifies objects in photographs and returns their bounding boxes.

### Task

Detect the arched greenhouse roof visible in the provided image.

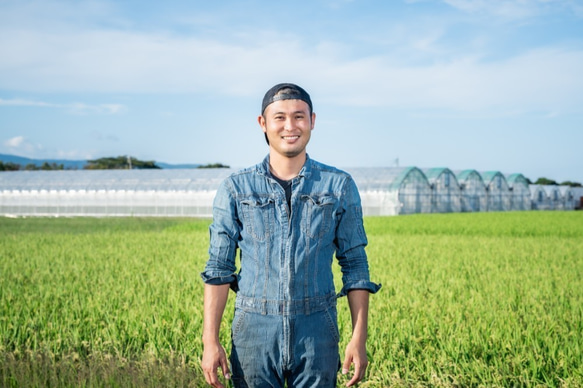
[423,167,459,186]
[480,171,507,186]
[506,173,530,189]
[345,167,429,191]
[455,169,484,185]
[529,185,546,197]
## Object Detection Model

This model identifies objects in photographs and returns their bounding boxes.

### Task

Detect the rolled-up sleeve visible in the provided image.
[200,179,240,292]
[335,177,381,298]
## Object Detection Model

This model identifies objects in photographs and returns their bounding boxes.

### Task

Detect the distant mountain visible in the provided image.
[157,162,201,169]
[0,153,200,170]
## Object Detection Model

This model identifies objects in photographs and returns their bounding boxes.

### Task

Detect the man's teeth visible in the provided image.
[282,136,299,139]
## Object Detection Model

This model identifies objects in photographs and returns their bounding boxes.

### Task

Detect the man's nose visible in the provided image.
[284,117,292,130]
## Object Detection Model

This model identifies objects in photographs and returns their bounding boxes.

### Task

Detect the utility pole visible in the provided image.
[127,155,132,170]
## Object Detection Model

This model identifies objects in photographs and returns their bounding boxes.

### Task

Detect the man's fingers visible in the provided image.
[220,357,231,381]
[341,354,352,375]
[344,358,368,387]
[204,370,224,388]
[346,364,360,387]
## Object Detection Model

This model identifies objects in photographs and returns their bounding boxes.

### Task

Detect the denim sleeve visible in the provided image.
[200,179,240,292]
[335,177,381,298]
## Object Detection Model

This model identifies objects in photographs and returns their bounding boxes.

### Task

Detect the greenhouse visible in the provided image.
[558,186,574,210]
[423,168,461,213]
[572,187,583,210]
[1,167,579,217]
[530,185,549,210]
[334,167,433,216]
[506,173,531,211]
[455,170,487,212]
[543,185,562,210]
[481,171,511,212]
[0,169,234,217]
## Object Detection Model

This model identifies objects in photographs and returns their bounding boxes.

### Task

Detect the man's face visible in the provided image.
[258,99,315,159]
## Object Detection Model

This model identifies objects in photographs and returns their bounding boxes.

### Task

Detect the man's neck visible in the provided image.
[268,152,306,181]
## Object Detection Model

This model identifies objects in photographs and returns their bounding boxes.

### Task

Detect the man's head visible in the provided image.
[260,83,313,145]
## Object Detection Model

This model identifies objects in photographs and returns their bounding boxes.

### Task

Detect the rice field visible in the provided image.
[1,212,582,387]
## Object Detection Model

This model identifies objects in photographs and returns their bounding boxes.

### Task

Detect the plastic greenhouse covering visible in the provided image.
[0,169,235,217]
[0,167,578,217]
[542,185,562,210]
[506,174,531,211]
[346,167,432,215]
[558,186,575,210]
[455,170,487,212]
[530,185,548,210]
[481,171,512,212]
[422,168,461,213]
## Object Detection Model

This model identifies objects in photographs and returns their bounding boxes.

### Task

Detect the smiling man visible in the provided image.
[201,83,381,388]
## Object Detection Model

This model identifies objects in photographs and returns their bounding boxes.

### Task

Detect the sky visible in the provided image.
[1,0,582,183]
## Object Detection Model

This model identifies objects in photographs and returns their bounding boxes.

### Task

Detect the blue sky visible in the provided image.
[1,0,582,183]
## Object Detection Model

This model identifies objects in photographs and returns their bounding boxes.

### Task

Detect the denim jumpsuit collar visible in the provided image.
[257,154,313,181]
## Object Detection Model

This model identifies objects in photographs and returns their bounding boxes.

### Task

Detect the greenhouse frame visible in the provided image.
[423,168,461,213]
[558,186,574,210]
[506,173,531,211]
[481,171,511,212]
[530,185,549,210]
[455,170,487,212]
[543,185,562,210]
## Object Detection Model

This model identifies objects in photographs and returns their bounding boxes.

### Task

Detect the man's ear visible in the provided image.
[258,115,267,133]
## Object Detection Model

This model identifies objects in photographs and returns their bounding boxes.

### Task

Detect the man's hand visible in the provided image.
[201,341,230,388]
[342,337,368,387]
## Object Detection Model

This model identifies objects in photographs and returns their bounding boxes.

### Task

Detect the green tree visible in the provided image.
[85,156,160,170]
[560,181,582,187]
[198,163,230,169]
[535,177,558,185]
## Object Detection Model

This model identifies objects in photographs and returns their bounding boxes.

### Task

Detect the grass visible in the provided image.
[1,212,582,387]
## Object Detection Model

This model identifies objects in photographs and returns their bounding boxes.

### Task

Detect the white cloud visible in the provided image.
[4,136,25,148]
[2,135,42,155]
[0,98,125,115]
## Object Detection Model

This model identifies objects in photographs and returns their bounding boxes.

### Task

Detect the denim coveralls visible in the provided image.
[201,155,381,387]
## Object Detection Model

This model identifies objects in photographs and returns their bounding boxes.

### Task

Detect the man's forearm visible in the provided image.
[202,283,231,344]
[347,290,369,341]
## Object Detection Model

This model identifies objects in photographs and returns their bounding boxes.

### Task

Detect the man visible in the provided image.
[201,83,380,388]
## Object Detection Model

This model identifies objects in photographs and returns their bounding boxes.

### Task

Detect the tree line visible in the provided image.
[0,157,230,171]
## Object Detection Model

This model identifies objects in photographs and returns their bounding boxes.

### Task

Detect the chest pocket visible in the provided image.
[301,195,337,239]
[240,196,275,241]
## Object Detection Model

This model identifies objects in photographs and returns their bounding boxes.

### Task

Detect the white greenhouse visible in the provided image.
[455,170,487,212]
[506,174,531,211]
[530,185,549,210]
[572,187,583,209]
[481,171,511,212]
[0,169,235,217]
[423,168,461,213]
[543,185,562,210]
[0,167,579,217]
[337,167,433,216]
[558,186,574,210]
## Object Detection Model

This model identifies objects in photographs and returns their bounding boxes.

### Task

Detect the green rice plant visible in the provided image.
[1,212,582,387]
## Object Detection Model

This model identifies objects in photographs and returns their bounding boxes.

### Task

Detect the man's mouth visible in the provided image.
[282,135,300,140]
